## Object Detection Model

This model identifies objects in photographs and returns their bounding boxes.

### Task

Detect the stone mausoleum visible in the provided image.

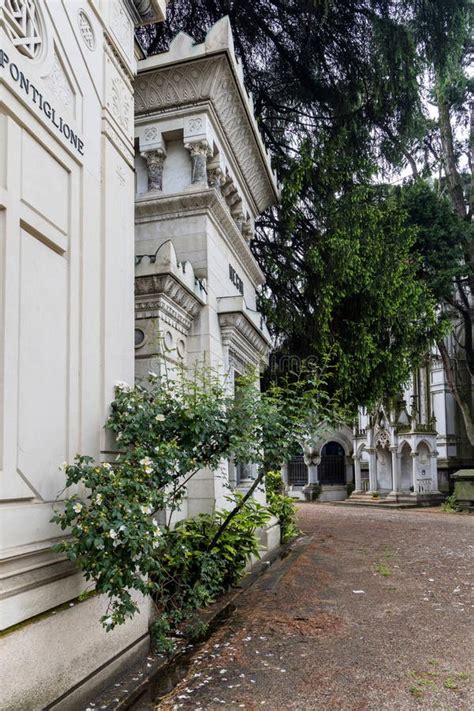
[284,351,473,504]
[0,2,278,708]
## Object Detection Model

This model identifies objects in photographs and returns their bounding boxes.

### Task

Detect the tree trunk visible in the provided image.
[436,80,467,221]
[437,340,474,447]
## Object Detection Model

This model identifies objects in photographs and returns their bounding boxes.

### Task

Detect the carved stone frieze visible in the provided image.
[134,56,278,213]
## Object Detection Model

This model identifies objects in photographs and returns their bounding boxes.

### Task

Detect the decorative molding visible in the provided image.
[135,55,278,213]
[218,310,270,364]
[135,188,265,286]
[135,273,203,333]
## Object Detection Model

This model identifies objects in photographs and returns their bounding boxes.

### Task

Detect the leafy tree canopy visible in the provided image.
[138,1,472,414]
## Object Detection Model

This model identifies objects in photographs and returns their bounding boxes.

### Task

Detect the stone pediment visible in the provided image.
[135,17,279,214]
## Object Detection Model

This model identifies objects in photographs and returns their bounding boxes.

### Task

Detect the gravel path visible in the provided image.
[154,503,474,710]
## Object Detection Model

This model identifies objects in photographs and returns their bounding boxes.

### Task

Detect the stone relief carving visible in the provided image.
[78,10,95,51]
[375,428,390,449]
[44,52,74,116]
[111,1,132,59]
[4,0,43,60]
[144,127,158,142]
[109,75,132,134]
[187,117,203,134]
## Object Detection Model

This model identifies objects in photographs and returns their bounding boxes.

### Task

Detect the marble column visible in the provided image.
[303,454,321,501]
[411,452,419,495]
[185,141,212,186]
[308,464,319,484]
[353,455,362,493]
[388,446,401,498]
[430,451,440,493]
[141,148,166,192]
[367,447,377,493]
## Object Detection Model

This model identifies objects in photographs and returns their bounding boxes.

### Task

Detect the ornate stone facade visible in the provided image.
[134,17,277,519]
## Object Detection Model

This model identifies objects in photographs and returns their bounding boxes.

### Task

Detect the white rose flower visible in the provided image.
[119,524,126,532]
[102,462,112,471]
[109,529,118,540]
[115,381,129,391]
[95,493,103,505]
[59,461,68,472]
[155,413,165,422]
[139,457,154,474]
[104,616,113,627]
[72,502,83,514]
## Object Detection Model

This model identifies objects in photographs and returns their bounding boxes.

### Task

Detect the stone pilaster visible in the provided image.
[141,148,166,191]
[353,455,362,493]
[387,447,401,499]
[185,141,212,186]
[411,452,419,494]
[367,447,377,493]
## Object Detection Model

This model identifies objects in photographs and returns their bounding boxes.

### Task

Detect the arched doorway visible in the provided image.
[319,441,346,485]
[287,447,308,486]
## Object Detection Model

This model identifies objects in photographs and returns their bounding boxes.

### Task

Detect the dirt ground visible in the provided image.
[154,503,474,711]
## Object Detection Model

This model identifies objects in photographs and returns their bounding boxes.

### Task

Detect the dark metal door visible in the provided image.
[287,453,308,486]
[319,442,345,485]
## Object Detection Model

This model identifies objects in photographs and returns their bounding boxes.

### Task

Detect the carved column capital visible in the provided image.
[184,141,212,186]
[141,148,166,192]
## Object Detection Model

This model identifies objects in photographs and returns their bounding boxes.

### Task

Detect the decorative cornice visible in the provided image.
[135,30,279,214]
[218,310,270,365]
[135,188,265,286]
[135,273,203,326]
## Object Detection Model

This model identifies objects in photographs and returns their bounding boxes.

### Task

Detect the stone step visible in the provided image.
[333,499,418,509]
